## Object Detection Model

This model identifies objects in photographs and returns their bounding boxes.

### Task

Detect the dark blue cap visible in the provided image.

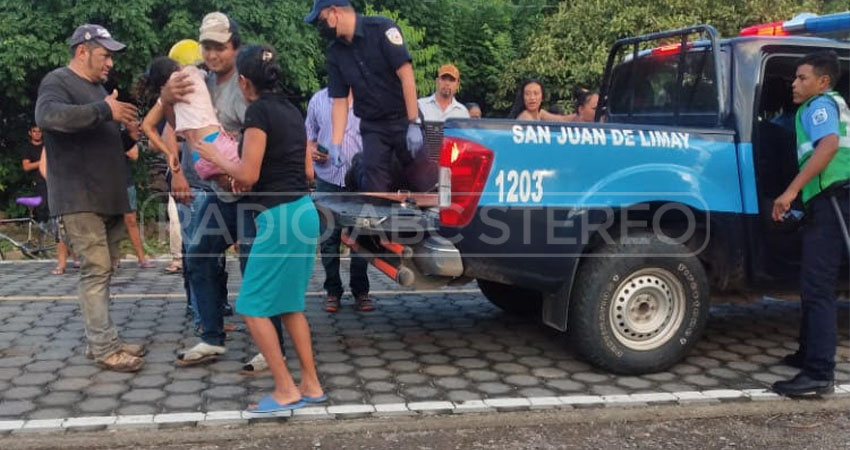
[304,0,350,24]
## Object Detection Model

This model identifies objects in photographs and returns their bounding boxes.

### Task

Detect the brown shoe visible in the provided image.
[86,343,146,360]
[96,350,144,373]
[354,293,375,312]
[324,295,341,313]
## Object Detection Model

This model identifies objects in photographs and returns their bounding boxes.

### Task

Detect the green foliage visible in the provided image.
[0,0,323,217]
[494,0,846,112]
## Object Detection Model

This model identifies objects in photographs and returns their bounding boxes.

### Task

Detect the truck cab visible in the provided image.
[315,12,850,374]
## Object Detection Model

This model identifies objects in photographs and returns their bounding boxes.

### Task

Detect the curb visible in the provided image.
[2,386,849,435]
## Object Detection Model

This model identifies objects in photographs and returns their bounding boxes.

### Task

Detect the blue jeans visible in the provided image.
[315,178,369,297]
[183,191,243,346]
[181,190,286,350]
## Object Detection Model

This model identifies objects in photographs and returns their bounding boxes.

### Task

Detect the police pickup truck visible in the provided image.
[315,12,850,374]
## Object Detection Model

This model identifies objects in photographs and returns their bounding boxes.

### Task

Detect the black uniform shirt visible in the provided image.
[326,15,412,122]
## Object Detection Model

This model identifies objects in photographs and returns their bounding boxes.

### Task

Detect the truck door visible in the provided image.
[750,50,850,287]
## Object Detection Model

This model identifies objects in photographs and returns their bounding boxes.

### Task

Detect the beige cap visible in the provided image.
[199,12,232,44]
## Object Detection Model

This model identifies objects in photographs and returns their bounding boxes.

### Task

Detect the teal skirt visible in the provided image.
[236,195,319,317]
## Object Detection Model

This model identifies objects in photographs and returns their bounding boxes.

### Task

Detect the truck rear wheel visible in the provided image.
[478,279,543,315]
[568,234,709,374]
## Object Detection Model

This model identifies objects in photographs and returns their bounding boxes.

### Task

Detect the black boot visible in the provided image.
[772,373,834,397]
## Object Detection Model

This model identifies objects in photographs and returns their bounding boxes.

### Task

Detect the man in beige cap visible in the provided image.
[417,63,470,122]
[160,12,287,374]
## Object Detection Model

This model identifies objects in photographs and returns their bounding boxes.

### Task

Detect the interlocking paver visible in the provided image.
[0,261,847,421]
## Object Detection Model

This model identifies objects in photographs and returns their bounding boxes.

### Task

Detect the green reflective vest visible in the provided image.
[795,91,850,204]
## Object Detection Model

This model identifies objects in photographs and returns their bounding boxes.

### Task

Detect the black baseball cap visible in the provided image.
[69,24,126,52]
[304,0,351,24]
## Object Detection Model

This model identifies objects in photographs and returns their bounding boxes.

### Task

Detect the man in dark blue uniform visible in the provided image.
[305,0,425,193]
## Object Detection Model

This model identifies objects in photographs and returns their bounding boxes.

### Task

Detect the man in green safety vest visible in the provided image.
[771,50,850,397]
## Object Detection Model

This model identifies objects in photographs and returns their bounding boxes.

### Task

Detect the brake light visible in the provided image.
[740,21,788,36]
[651,43,692,56]
[438,137,494,227]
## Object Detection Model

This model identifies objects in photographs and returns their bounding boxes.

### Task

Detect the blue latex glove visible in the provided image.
[406,123,424,158]
[325,142,344,167]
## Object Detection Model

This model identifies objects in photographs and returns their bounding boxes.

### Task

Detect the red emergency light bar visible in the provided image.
[740,12,850,37]
[740,21,788,36]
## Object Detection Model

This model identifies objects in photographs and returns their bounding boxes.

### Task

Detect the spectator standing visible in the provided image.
[564,87,599,122]
[35,24,146,372]
[306,87,374,312]
[417,64,470,122]
[122,144,155,269]
[466,102,482,119]
[508,78,568,122]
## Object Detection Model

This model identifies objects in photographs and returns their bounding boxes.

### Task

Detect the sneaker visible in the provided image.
[324,295,341,313]
[354,293,375,312]
[223,303,234,317]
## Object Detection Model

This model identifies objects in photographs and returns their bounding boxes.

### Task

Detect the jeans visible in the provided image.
[182,190,285,351]
[59,212,126,361]
[315,178,369,297]
[183,191,241,346]
[798,189,850,380]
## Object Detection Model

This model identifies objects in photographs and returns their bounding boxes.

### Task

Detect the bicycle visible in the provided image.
[0,196,57,261]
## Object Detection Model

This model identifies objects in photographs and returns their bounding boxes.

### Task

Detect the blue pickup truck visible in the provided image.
[316,12,850,374]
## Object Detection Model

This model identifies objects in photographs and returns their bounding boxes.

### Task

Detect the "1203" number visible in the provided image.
[495,170,545,203]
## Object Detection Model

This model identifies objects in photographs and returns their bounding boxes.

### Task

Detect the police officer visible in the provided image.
[305,0,425,192]
[771,50,850,397]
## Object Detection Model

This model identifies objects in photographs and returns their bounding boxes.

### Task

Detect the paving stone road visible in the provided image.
[0,259,848,421]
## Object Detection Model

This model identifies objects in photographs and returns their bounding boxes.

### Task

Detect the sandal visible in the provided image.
[138,260,156,269]
[163,264,182,274]
[96,350,144,373]
[354,294,375,312]
[175,342,226,367]
[240,352,271,376]
[245,395,305,415]
[86,342,146,360]
[52,266,66,275]
[324,295,341,313]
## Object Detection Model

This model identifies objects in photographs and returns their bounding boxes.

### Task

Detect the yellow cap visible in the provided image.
[168,39,202,66]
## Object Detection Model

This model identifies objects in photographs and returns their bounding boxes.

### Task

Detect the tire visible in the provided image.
[568,233,709,375]
[478,279,543,315]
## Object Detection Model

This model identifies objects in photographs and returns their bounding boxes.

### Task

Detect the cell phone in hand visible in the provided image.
[317,144,329,155]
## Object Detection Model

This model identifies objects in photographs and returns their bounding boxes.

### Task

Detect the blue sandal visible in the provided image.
[246,395,306,414]
[302,394,328,404]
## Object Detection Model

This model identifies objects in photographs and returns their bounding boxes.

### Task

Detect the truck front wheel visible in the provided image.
[478,279,543,315]
[568,234,709,374]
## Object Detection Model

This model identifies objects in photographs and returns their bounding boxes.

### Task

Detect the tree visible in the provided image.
[494,0,844,113]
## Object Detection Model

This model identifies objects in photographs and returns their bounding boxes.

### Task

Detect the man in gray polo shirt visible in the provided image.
[35,24,145,372]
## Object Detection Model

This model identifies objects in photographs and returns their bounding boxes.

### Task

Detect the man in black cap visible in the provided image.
[35,24,145,372]
[305,0,426,193]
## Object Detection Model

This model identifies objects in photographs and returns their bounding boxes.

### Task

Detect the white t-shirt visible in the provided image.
[173,65,220,133]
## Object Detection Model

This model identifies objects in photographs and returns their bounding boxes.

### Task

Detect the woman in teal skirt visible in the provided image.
[195,44,323,413]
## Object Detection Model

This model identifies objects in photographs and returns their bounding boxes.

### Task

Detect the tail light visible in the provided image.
[438,137,494,227]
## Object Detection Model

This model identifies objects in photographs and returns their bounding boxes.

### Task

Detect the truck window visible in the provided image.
[755,52,850,200]
[607,44,720,127]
